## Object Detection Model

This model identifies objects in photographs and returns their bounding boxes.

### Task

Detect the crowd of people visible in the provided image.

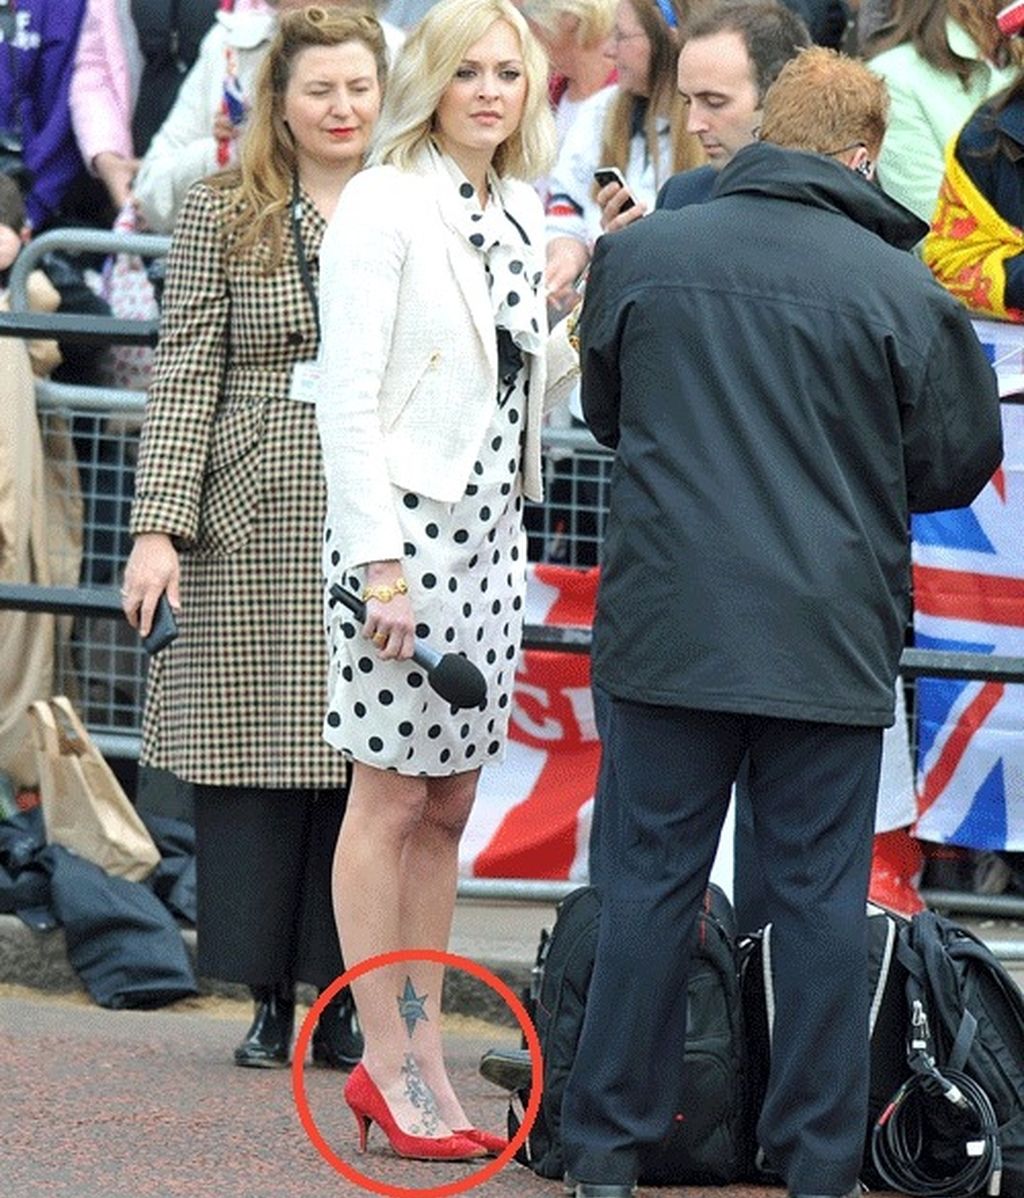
[0,0,1020,1191]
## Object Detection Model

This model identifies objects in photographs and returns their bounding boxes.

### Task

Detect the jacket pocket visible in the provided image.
[194,402,267,557]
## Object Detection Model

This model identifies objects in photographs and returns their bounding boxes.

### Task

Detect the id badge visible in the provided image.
[289,359,323,404]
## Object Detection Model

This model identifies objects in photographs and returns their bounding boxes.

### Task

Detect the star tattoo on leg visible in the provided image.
[397,976,429,1037]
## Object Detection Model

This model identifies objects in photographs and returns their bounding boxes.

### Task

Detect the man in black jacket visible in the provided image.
[561,48,1003,1198]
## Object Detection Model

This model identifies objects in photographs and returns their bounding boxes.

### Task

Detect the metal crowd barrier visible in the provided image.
[1,229,1023,942]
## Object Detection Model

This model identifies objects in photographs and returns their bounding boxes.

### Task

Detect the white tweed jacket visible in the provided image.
[316,150,579,573]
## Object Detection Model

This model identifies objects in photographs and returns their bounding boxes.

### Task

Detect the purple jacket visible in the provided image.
[0,0,88,229]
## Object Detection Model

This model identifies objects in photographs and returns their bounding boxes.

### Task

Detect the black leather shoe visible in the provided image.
[311,986,363,1069]
[788,1186,861,1198]
[575,1184,636,1198]
[478,1046,532,1092]
[234,983,295,1068]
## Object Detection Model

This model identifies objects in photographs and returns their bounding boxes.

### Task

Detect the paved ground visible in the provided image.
[2,898,1020,1198]
[1,985,910,1198]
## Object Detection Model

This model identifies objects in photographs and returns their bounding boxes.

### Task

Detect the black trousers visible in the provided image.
[563,699,881,1194]
[193,785,347,990]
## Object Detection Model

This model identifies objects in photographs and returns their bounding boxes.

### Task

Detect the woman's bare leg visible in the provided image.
[332,764,479,1134]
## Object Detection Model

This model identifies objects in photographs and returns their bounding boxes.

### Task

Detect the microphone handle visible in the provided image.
[329,583,441,670]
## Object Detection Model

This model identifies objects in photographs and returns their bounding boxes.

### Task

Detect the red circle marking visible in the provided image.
[291,948,543,1197]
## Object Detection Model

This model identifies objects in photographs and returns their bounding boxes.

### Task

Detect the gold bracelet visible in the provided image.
[361,577,408,604]
[565,304,582,353]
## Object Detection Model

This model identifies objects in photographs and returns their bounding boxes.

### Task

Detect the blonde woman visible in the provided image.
[122,8,387,1072]
[545,0,705,305]
[316,0,578,1162]
[522,0,617,187]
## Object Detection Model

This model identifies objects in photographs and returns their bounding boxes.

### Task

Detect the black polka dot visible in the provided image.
[476,627,485,642]
[486,649,497,664]
[510,546,520,561]
[460,723,470,739]
[348,575,360,590]
[469,554,479,568]
[497,671,504,686]
[480,577,489,592]
[508,457,517,473]
[327,711,341,727]
[369,736,384,752]
[407,747,415,760]
[488,741,500,754]
[354,702,366,717]
[512,596,522,611]
[487,528,497,543]
[492,549,500,565]
[425,523,439,538]
[508,408,520,424]
[498,694,509,708]
[403,493,419,508]
[358,657,373,673]
[502,623,510,637]
[459,182,474,198]
[330,550,340,566]
[471,212,482,221]
[440,748,451,763]
[415,622,431,639]
[444,627,455,643]
[530,318,539,332]
[474,461,484,475]
[428,725,441,739]
[466,483,479,496]
[454,529,469,544]
[470,233,485,248]
[399,721,413,736]
[509,260,523,274]
[491,435,502,451]
[422,573,437,588]
[491,599,501,615]
[448,577,458,592]
[408,671,424,687]
[379,689,394,705]
[324,528,332,542]
[462,602,472,617]
[342,666,353,682]
[342,623,356,639]
[507,291,520,306]
[533,270,543,285]
[505,645,515,660]
[487,719,496,733]
[404,541,417,557]
[466,744,476,758]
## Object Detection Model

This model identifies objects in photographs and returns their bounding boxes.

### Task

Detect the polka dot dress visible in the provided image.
[322,157,542,776]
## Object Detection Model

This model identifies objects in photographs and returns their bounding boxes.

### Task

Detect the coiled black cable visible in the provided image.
[871,1062,1002,1198]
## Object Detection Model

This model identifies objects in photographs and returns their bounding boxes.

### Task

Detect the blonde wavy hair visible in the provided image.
[370,0,556,181]
[211,6,388,267]
[520,0,616,49]
[597,0,705,193]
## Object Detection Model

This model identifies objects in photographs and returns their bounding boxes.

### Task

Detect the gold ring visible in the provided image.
[373,631,387,646]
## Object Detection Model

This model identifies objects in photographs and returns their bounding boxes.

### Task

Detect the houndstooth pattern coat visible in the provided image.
[130,179,346,788]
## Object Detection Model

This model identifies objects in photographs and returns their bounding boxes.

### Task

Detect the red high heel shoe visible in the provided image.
[454,1128,509,1156]
[344,1064,487,1162]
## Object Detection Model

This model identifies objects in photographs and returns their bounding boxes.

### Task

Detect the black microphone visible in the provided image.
[329,583,487,710]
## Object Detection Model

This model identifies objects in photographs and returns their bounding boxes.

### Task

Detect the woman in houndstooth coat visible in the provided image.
[122,7,386,1071]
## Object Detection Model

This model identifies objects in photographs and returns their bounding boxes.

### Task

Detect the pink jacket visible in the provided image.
[69,0,136,168]
[70,0,271,170]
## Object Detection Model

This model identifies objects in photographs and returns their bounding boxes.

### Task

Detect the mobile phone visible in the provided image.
[142,592,179,656]
[593,166,636,212]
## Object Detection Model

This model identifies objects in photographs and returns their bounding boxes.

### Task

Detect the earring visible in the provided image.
[855,159,873,179]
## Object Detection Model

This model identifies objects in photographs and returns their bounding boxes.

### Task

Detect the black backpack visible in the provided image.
[510,883,750,1185]
[885,911,1024,1197]
[740,902,912,1185]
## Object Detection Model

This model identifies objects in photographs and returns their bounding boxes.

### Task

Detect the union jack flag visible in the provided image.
[912,321,1024,852]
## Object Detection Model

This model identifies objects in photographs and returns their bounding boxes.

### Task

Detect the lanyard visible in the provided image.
[290,173,321,345]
